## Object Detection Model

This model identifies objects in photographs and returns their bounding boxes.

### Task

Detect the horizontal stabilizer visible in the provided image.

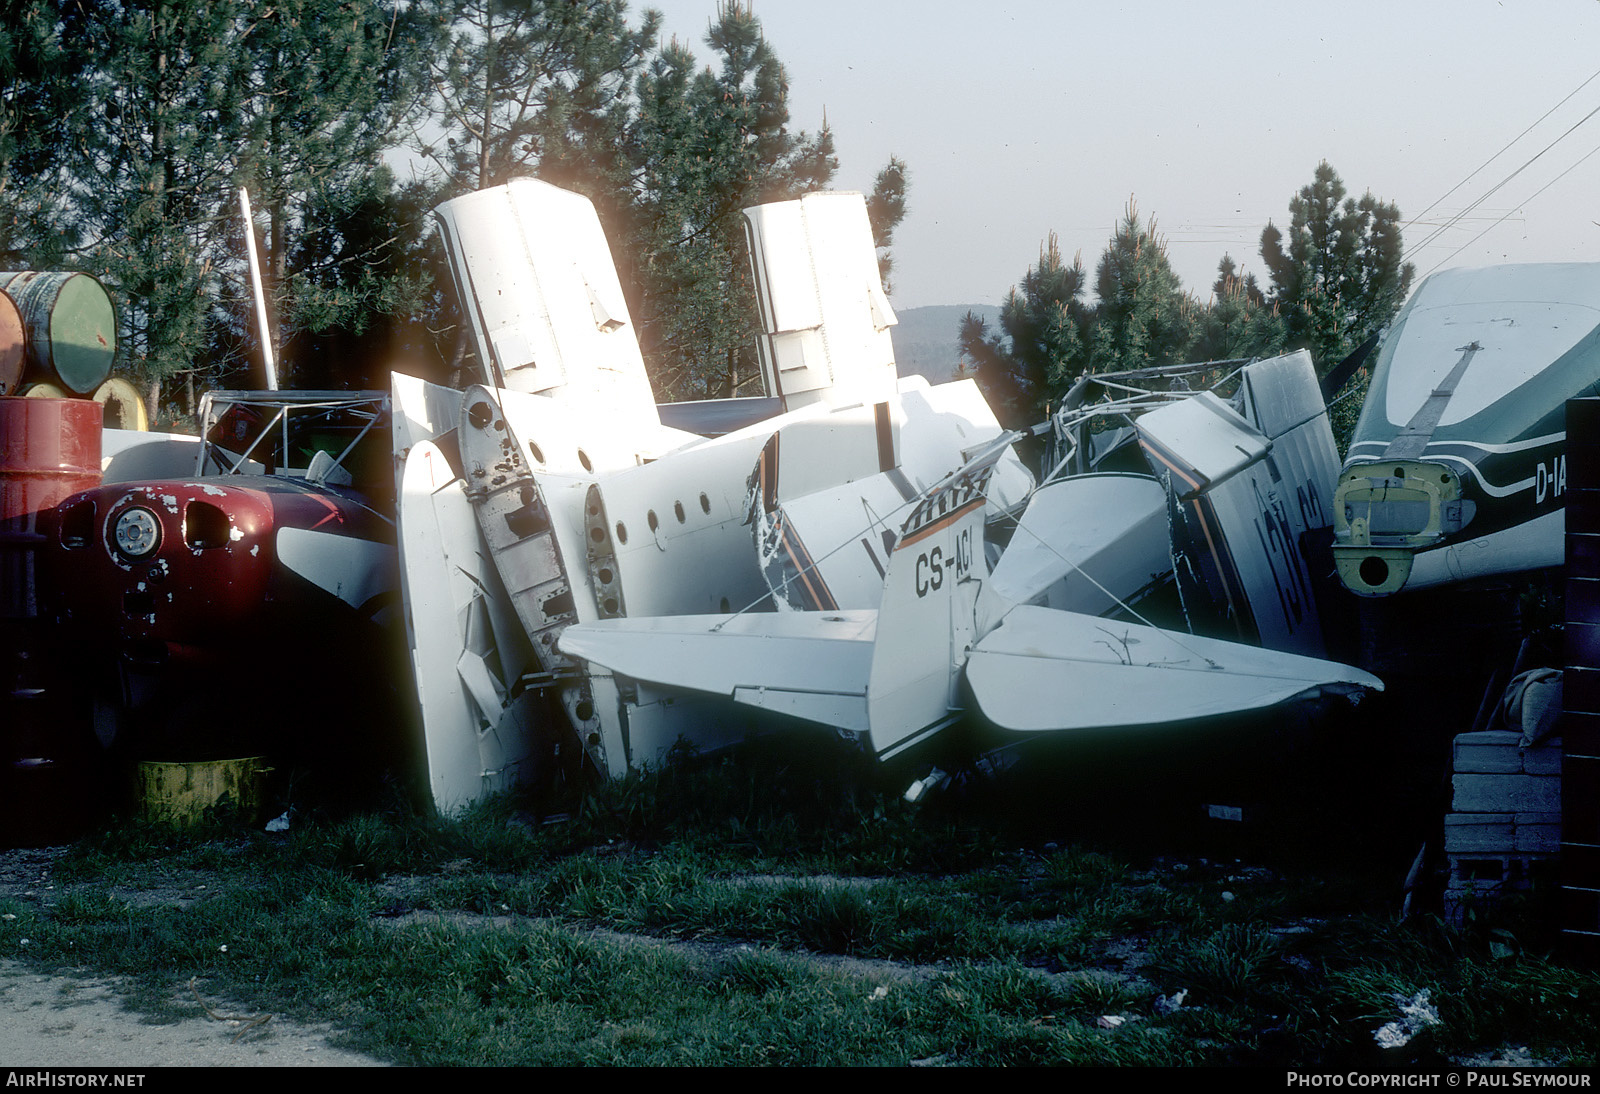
[976,473,1170,632]
[966,605,1381,732]
[558,611,876,732]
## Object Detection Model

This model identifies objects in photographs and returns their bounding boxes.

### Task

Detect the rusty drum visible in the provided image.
[0,291,22,396]
[0,271,117,395]
[0,397,103,619]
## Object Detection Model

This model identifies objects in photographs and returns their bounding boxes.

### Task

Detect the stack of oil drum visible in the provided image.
[1564,397,1600,962]
[0,270,144,428]
[0,271,119,846]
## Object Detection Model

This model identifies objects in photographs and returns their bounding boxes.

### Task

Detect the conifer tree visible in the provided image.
[957,232,1091,426]
[415,0,656,377]
[64,0,248,405]
[1085,201,1195,374]
[865,156,908,292]
[629,2,840,399]
[228,0,436,388]
[0,0,83,267]
[1259,161,1414,370]
[1192,253,1285,362]
[49,1,437,406]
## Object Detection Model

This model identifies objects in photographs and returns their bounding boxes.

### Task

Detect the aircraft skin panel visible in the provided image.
[276,526,397,612]
[583,406,855,621]
[751,382,1035,615]
[730,687,870,733]
[1138,392,1270,497]
[862,439,1006,757]
[900,378,1034,518]
[100,430,203,484]
[1138,381,1332,658]
[624,686,765,765]
[761,474,911,611]
[397,439,538,813]
[459,385,581,675]
[433,179,660,434]
[1404,507,1565,590]
[966,605,1381,733]
[1364,264,1600,430]
[1239,350,1341,537]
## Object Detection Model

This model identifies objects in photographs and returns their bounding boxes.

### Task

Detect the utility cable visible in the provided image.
[1406,65,1600,240]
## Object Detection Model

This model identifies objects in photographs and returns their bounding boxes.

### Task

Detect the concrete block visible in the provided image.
[1453,731,1524,774]
[1453,771,1561,813]
[1522,738,1564,776]
[1444,813,1514,854]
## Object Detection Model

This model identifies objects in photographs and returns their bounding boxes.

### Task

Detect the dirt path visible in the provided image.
[0,843,387,1068]
[0,959,387,1067]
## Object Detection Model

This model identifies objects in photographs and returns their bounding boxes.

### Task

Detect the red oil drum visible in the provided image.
[0,396,106,847]
[0,271,117,395]
[0,397,103,619]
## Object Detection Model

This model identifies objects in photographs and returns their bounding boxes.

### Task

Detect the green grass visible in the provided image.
[4,741,1597,1066]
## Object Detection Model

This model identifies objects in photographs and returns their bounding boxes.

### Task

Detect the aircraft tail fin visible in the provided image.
[860,434,1012,758]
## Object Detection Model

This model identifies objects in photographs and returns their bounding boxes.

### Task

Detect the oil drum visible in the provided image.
[0,271,117,395]
[0,396,103,619]
[0,291,22,396]
[0,396,104,847]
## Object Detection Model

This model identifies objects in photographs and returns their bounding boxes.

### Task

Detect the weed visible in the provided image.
[9,743,1600,1066]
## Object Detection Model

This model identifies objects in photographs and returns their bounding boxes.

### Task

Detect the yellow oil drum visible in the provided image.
[135,757,269,826]
[91,376,148,431]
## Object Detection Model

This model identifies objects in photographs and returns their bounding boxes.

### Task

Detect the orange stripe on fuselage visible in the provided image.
[895,496,986,551]
[779,518,838,610]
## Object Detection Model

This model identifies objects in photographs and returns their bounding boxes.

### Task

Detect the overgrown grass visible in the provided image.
[4,738,1597,1066]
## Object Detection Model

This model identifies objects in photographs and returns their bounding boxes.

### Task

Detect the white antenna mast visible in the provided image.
[238,187,279,390]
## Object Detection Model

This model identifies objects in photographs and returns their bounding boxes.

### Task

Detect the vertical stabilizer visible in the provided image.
[433,179,660,437]
[863,435,1010,758]
[743,191,899,411]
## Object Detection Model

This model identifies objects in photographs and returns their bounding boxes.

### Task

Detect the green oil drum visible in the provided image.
[0,271,117,395]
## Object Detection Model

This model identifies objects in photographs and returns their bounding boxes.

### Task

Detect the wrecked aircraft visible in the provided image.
[45,390,400,759]
[393,178,1383,813]
[1333,262,1600,596]
[395,181,1036,809]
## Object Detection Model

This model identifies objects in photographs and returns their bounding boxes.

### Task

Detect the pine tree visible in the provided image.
[419,0,654,197]
[865,156,908,293]
[65,0,249,405]
[1192,253,1285,362]
[1259,161,1414,370]
[957,232,1090,426]
[51,1,436,407]
[228,0,436,388]
[416,0,656,377]
[628,1,839,399]
[1085,201,1195,374]
[0,0,83,267]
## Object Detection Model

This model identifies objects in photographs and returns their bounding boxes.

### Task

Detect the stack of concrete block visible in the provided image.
[1444,729,1562,920]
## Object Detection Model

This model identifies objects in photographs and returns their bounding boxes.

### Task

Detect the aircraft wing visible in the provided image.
[558,610,876,732]
[966,604,1381,732]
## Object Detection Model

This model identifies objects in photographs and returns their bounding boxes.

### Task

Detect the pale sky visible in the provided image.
[645,0,1600,310]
